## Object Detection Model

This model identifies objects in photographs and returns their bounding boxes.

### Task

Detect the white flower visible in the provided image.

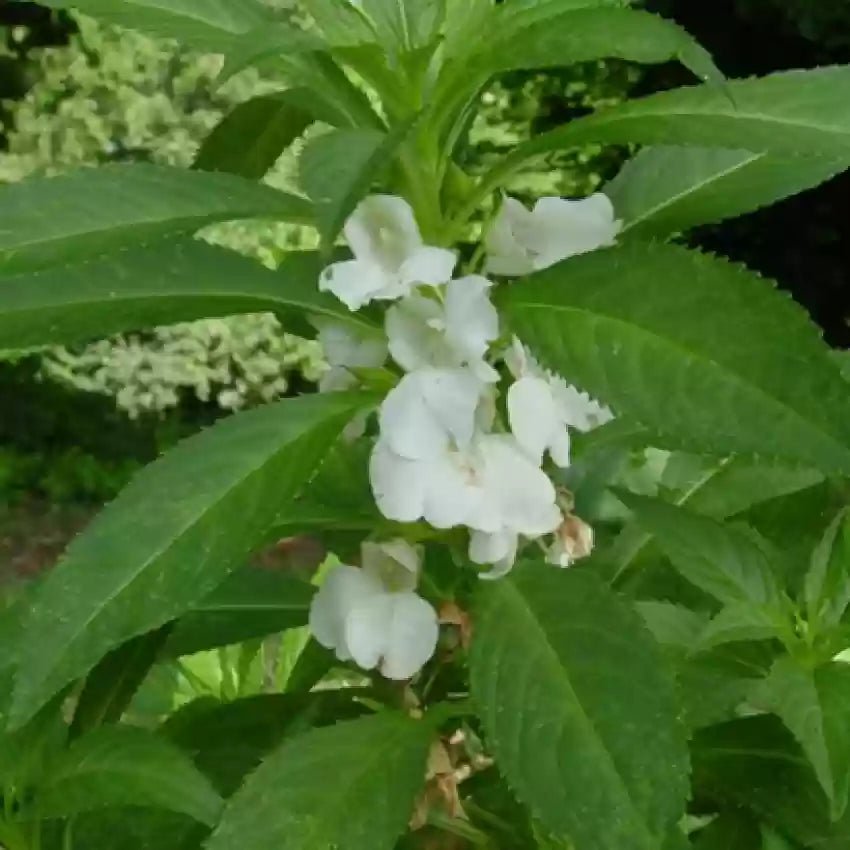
[469,529,519,580]
[506,339,612,467]
[507,375,573,468]
[546,515,594,568]
[378,367,487,460]
[486,194,621,277]
[319,195,456,311]
[313,320,388,392]
[308,539,439,680]
[549,380,614,433]
[385,276,500,381]
[370,431,561,540]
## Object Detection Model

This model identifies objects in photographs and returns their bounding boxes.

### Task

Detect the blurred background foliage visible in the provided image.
[0,0,849,575]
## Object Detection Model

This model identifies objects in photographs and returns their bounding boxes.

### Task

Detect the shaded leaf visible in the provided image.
[607,146,850,239]
[206,713,432,850]
[9,393,374,728]
[194,90,341,179]
[162,691,367,795]
[470,563,689,850]
[619,493,785,610]
[71,628,173,737]
[31,726,222,825]
[163,570,314,658]
[691,714,850,848]
[755,658,850,821]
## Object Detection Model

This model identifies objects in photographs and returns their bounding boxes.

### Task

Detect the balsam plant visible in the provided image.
[4,1,850,849]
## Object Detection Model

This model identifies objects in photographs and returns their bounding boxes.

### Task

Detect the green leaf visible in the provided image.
[194,90,338,180]
[691,715,850,847]
[695,604,780,651]
[0,694,68,791]
[359,0,438,51]
[484,67,850,195]
[299,125,412,249]
[470,563,689,850]
[162,570,315,658]
[477,8,720,81]
[206,713,432,850]
[41,810,205,850]
[633,600,707,654]
[619,493,785,611]
[162,691,367,795]
[8,393,374,729]
[677,458,824,521]
[678,643,773,730]
[218,24,326,82]
[805,509,850,631]
[606,147,850,239]
[282,639,336,693]
[0,164,312,273]
[38,0,272,50]
[501,241,850,475]
[754,658,850,820]
[70,628,173,738]
[30,726,222,826]
[299,0,378,47]
[0,241,378,351]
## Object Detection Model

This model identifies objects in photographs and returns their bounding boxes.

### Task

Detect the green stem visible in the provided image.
[62,820,74,850]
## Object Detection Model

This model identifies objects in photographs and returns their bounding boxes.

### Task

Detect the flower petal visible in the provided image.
[549,426,572,468]
[380,592,439,679]
[469,529,518,580]
[399,246,457,287]
[385,293,446,372]
[480,434,562,536]
[345,195,422,268]
[308,565,383,660]
[380,369,483,460]
[369,441,428,522]
[530,194,620,269]
[345,591,439,680]
[551,379,614,432]
[343,592,393,672]
[318,366,356,393]
[319,259,389,311]
[444,275,500,365]
[422,450,488,530]
[379,373,450,459]
[485,197,536,277]
[507,375,560,464]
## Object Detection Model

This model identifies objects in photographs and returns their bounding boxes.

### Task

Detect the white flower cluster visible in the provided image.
[310,193,619,679]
